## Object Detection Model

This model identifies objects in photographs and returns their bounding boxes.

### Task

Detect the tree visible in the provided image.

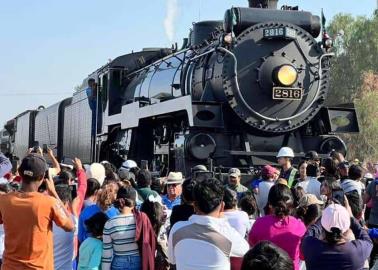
[327,12,378,160]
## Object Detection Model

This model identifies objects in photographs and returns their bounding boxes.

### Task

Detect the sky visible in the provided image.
[0,0,376,126]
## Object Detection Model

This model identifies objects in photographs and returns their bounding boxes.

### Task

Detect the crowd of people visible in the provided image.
[0,146,378,270]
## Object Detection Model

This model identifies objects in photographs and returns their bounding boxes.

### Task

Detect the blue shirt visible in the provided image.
[78,204,119,243]
[162,195,181,210]
[78,237,103,270]
[86,87,97,111]
[251,179,262,190]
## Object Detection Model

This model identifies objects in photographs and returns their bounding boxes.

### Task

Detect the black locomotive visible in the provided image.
[3,0,359,176]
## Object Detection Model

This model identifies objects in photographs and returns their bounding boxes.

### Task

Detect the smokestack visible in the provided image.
[248,0,278,9]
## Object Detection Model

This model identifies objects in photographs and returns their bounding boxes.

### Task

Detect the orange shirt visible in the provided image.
[0,192,71,270]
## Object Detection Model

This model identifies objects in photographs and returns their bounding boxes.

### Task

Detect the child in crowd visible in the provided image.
[78,212,109,270]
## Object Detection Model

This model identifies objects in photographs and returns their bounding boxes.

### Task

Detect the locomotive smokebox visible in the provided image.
[248,0,278,9]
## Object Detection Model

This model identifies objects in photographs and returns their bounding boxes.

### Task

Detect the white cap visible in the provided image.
[86,163,106,186]
[277,147,295,158]
[321,204,351,233]
[365,173,374,179]
[120,160,138,172]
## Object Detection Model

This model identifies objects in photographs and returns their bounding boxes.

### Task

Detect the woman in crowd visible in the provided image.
[223,188,250,238]
[239,193,258,230]
[301,202,373,270]
[241,241,294,270]
[102,186,141,270]
[296,161,307,184]
[249,184,306,270]
[320,177,341,204]
[78,183,119,243]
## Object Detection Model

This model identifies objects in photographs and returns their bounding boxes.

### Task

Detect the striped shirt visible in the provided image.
[101,214,140,270]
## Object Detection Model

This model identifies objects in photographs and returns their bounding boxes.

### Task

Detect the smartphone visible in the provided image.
[32,141,40,153]
[141,160,148,170]
[70,184,77,199]
[42,144,48,154]
[332,189,345,206]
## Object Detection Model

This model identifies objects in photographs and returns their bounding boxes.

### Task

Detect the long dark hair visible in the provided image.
[325,228,343,244]
[268,184,294,218]
[140,200,164,235]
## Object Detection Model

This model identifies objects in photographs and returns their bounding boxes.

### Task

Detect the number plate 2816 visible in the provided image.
[272,87,303,100]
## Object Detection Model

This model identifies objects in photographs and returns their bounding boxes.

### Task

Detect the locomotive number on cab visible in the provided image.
[272,87,303,100]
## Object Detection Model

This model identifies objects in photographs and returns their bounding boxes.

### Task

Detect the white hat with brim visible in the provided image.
[166,172,184,185]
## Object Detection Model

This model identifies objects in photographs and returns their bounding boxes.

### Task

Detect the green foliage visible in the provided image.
[327,12,378,160]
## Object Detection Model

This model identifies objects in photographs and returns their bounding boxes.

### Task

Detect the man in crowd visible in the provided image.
[0,153,74,270]
[341,164,365,196]
[168,178,249,270]
[296,164,321,199]
[256,165,276,216]
[162,172,183,210]
[226,168,249,200]
[137,169,159,201]
[277,147,297,188]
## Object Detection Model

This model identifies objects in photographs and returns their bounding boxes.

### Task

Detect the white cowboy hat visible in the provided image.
[166,172,184,185]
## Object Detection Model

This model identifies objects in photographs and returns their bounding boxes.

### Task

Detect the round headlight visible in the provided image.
[276,65,298,86]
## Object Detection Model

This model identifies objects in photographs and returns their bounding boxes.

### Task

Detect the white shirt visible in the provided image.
[257,181,275,216]
[53,215,76,270]
[223,210,250,238]
[168,215,249,270]
[297,177,321,199]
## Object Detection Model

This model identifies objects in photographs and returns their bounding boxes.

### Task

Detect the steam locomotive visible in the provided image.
[3,0,359,176]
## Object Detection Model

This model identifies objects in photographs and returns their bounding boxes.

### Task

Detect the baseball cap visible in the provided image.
[18,154,47,178]
[261,165,278,179]
[228,168,241,178]
[298,194,324,208]
[321,204,351,233]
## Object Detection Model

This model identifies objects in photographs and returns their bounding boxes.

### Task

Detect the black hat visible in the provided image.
[19,154,47,178]
[305,151,320,161]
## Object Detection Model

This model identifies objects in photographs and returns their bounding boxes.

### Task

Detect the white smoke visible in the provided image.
[164,0,179,42]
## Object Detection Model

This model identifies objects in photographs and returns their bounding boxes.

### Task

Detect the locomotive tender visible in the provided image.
[4,0,359,176]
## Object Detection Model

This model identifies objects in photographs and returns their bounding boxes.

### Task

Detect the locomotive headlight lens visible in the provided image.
[276,65,298,86]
